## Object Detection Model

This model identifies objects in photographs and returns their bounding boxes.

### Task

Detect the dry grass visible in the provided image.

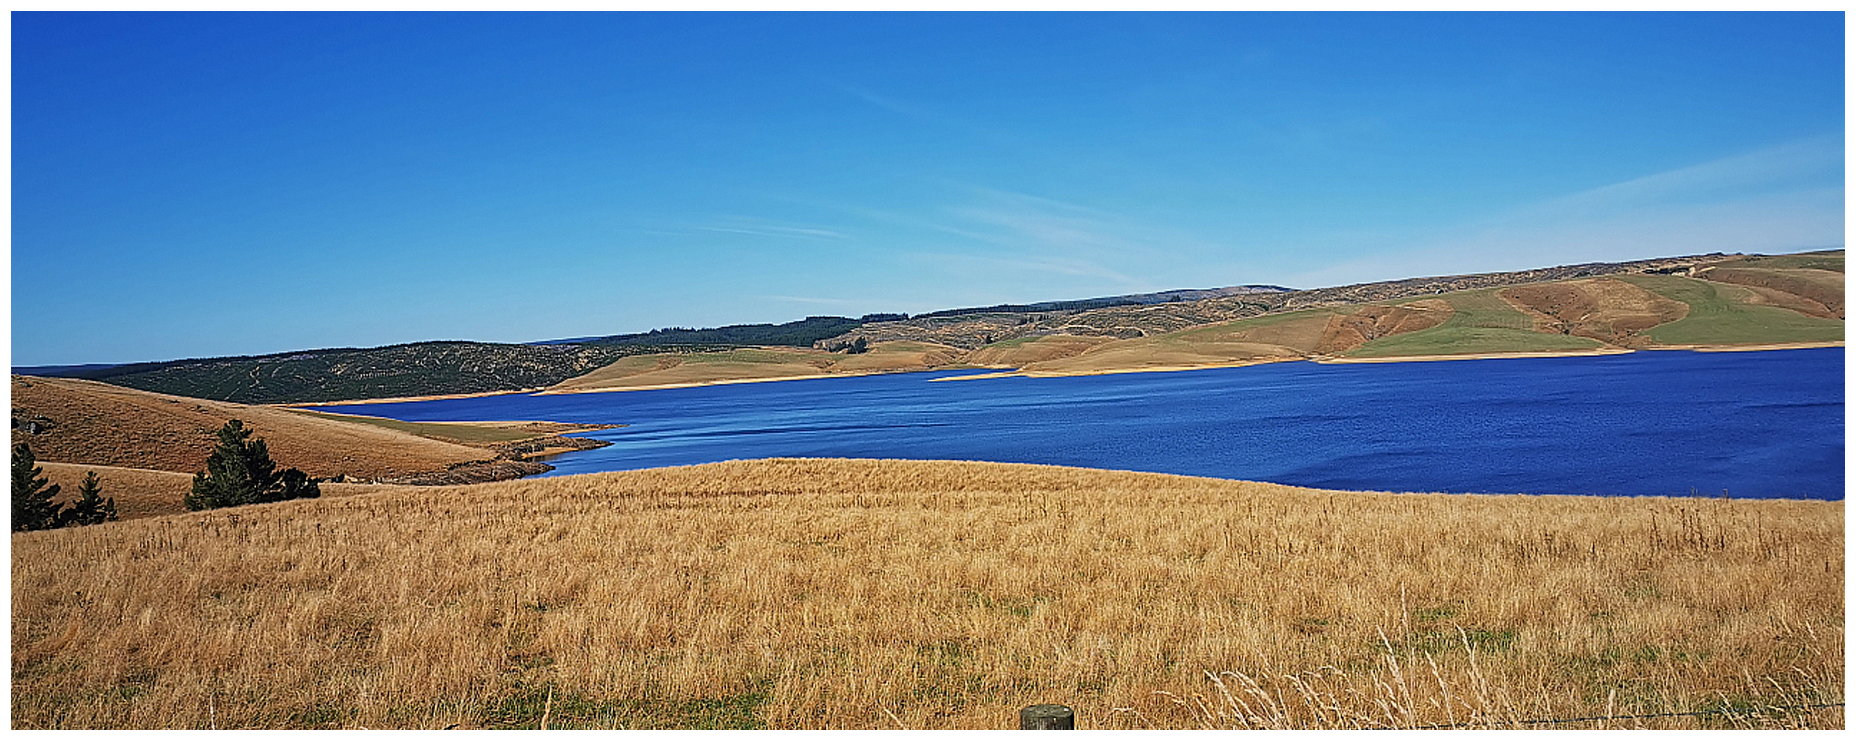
[11,459,1842,729]
[966,335,1117,367]
[281,410,559,445]
[546,342,965,393]
[1500,278,1689,346]
[11,375,490,480]
[36,462,416,521]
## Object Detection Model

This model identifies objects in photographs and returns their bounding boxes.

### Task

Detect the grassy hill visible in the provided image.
[13,250,1843,403]
[561,250,1839,389]
[980,253,1843,377]
[11,459,1841,729]
[9,375,608,488]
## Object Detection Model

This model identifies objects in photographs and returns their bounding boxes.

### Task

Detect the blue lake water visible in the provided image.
[313,348,1846,500]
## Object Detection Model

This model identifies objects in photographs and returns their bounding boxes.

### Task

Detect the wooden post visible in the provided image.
[1020,704,1074,729]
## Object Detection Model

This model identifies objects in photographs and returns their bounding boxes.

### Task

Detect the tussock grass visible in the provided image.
[10,459,1842,729]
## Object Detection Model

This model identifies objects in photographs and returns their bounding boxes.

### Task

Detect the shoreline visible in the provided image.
[1313,347,1636,365]
[931,357,1301,382]
[534,364,994,396]
[279,341,1844,404]
[536,371,850,395]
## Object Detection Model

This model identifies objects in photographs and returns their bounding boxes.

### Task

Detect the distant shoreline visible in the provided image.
[284,341,1844,404]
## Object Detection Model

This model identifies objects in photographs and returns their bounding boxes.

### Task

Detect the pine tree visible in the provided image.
[186,419,321,511]
[57,471,117,527]
[12,442,64,532]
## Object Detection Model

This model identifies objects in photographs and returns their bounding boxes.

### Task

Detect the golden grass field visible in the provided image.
[35,462,415,522]
[11,375,491,480]
[11,459,1842,729]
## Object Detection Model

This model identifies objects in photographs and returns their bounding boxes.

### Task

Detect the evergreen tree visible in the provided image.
[12,442,64,532]
[186,419,321,510]
[57,471,117,527]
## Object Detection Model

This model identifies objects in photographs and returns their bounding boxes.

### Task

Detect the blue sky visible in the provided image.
[9,11,1845,366]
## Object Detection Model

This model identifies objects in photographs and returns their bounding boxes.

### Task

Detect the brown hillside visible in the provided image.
[965,335,1115,367]
[1499,279,1688,347]
[11,375,491,480]
[1020,338,1299,375]
[1314,300,1452,353]
[548,342,967,393]
[823,340,966,372]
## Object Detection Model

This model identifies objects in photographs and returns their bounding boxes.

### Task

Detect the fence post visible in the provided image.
[1020,704,1074,729]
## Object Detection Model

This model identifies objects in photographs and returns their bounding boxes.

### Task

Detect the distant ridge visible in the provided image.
[13,250,1840,404]
[912,284,1294,320]
[535,315,867,348]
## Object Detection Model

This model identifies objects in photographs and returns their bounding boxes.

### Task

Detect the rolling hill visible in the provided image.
[12,249,1844,402]
[550,250,1844,389]
[9,376,613,502]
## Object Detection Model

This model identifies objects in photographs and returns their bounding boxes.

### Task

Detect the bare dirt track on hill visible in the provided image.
[11,459,1841,730]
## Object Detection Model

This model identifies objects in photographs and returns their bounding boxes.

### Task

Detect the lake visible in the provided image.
[313,347,1845,500]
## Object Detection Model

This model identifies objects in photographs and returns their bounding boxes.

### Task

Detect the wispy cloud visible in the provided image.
[1538,135,1842,210]
[908,251,1143,286]
[830,82,1016,147]
[785,184,1245,297]
[664,214,853,242]
[1288,136,1845,287]
[833,82,933,119]
[694,225,848,240]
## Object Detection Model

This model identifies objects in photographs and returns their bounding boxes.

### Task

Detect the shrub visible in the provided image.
[57,471,118,527]
[185,420,320,510]
[11,442,62,531]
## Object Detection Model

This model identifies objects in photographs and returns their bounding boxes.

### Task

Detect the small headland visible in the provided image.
[10,375,617,520]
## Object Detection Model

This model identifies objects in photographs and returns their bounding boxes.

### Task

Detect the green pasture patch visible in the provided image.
[1345,289,1601,357]
[1616,275,1844,345]
[288,410,541,444]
